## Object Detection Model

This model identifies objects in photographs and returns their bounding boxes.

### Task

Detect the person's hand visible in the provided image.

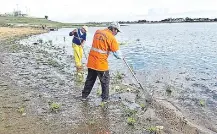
[113,50,123,59]
[80,44,84,48]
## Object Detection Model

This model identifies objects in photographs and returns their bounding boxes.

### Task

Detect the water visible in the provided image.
[119,23,217,73]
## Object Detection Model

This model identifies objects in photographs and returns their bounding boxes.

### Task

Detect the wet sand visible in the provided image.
[0,27,216,134]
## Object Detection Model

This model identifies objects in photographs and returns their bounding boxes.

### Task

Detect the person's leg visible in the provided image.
[97,70,110,101]
[82,68,97,98]
[79,45,83,65]
[73,44,82,68]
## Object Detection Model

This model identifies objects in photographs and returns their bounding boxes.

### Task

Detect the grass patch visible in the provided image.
[17,107,25,114]
[99,102,106,108]
[87,119,96,125]
[49,102,61,112]
[165,84,173,95]
[199,99,205,107]
[114,71,124,80]
[139,103,146,110]
[127,117,136,125]
[146,126,164,133]
[146,126,158,133]
[10,44,19,52]
[37,39,43,44]
[48,59,60,67]
[96,89,102,96]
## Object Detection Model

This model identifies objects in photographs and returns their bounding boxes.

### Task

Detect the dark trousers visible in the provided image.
[82,68,110,100]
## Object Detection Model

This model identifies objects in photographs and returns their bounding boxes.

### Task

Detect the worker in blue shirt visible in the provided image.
[69,26,88,71]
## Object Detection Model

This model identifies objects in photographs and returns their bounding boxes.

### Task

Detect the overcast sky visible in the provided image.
[0,0,217,22]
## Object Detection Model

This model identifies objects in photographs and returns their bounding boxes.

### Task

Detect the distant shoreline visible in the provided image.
[120,21,217,25]
[118,17,217,25]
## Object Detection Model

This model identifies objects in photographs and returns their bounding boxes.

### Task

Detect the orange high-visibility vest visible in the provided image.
[87,28,119,71]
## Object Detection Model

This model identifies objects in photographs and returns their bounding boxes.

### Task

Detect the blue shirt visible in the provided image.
[70,28,87,45]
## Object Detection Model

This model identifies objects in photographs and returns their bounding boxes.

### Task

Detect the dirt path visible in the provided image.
[0,27,216,134]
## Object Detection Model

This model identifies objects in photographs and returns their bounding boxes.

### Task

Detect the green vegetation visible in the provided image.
[10,44,19,52]
[165,84,173,95]
[87,119,96,125]
[127,117,136,125]
[199,99,206,107]
[146,126,158,133]
[96,89,102,96]
[124,108,138,126]
[115,71,124,80]
[17,107,25,114]
[139,103,146,110]
[48,40,53,45]
[125,108,137,117]
[37,39,43,44]
[48,59,60,68]
[99,102,106,108]
[0,16,102,28]
[49,102,61,112]
[74,72,84,83]
[0,16,66,27]
[146,126,164,133]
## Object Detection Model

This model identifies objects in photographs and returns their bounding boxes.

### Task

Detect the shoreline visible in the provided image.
[0,27,47,42]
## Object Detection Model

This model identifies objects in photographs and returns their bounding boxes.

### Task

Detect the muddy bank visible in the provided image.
[0,28,216,134]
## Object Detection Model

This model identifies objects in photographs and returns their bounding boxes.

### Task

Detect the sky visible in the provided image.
[0,0,217,23]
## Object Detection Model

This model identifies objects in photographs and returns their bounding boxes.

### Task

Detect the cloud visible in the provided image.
[0,0,217,22]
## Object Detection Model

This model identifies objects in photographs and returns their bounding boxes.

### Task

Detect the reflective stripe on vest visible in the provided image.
[91,47,108,54]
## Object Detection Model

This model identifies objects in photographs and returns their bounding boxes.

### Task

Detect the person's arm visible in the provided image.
[69,29,77,36]
[109,37,123,59]
[80,33,87,47]
[81,40,85,47]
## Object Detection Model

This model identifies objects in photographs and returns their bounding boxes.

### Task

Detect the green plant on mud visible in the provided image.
[125,108,137,117]
[114,85,122,92]
[17,106,26,116]
[124,108,138,126]
[87,119,96,125]
[74,72,84,84]
[115,71,124,80]
[38,39,43,44]
[127,117,136,125]
[139,103,146,110]
[112,71,125,84]
[49,102,61,112]
[17,107,25,114]
[146,126,158,133]
[199,99,205,107]
[48,59,60,67]
[36,49,49,55]
[48,40,53,45]
[165,84,173,95]
[146,126,164,133]
[99,102,106,108]
[10,44,19,52]
[96,88,102,96]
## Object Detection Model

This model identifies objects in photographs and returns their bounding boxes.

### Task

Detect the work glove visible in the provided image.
[113,50,123,59]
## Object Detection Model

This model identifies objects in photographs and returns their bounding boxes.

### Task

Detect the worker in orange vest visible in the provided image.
[82,22,122,102]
